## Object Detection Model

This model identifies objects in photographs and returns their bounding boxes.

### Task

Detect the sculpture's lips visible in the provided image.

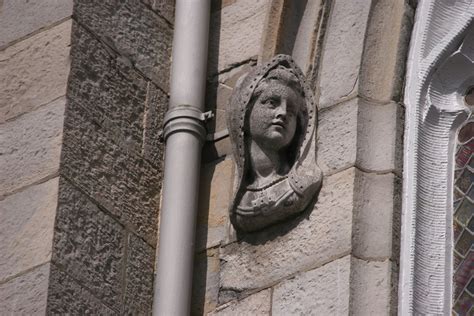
[271,120,285,128]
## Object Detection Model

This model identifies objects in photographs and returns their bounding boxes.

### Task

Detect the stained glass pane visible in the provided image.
[453,117,474,315]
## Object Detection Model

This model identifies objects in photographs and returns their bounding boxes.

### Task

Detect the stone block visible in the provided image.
[144,82,167,168]
[353,171,396,259]
[359,0,413,103]
[124,233,155,315]
[61,102,161,244]
[47,264,115,314]
[68,22,152,157]
[141,0,175,23]
[0,0,73,48]
[0,98,64,196]
[208,0,269,74]
[202,137,233,164]
[272,255,351,315]
[196,158,234,251]
[52,178,125,309]
[350,258,392,315]
[191,248,220,315]
[318,0,371,108]
[211,289,271,315]
[74,0,172,91]
[317,98,358,175]
[0,20,71,122]
[0,264,49,314]
[0,178,58,283]
[219,168,355,293]
[357,100,402,173]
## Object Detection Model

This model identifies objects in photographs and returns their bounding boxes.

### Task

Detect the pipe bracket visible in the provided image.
[160,106,214,142]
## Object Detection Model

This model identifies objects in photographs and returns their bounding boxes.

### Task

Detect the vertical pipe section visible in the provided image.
[153,0,210,315]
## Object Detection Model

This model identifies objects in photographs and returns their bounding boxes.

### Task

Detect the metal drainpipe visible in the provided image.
[152,0,211,315]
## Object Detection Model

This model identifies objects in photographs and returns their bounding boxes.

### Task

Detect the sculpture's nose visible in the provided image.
[275,99,288,120]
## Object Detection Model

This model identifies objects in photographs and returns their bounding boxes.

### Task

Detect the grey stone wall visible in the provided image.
[47,0,173,314]
[194,0,413,314]
[0,0,73,313]
[1,0,172,314]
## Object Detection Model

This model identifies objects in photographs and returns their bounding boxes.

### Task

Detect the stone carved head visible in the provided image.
[227,54,322,232]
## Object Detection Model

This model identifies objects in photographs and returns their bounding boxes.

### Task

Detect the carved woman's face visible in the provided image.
[248,81,302,150]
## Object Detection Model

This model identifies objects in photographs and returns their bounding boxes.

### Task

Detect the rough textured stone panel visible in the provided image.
[196,158,233,251]
[0,178,58,283]
[318,0,371,108]
[220,168,354,293]
[0,98,64,196]
[359,0,413,102]
[350,258,392,315]
[143,82,167,168]
[208,0,268,74]
[0,263,49,315]
[0,0,73,48]
[52,178,125,309]
[353,171,396,259]
[272,255,351,315]
[317,98,358,174]
[357,100,402,172]
[191,249,220,315]
[47,264,115,314]
[141,0,175,23]
[0,20,71,122]
[61,102,161,244]
[67,22,146,149]
[211,289,271,315]
[124,233,155,315]
[74,0,172,91]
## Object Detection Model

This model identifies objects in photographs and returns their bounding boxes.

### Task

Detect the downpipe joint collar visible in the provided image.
[161,105,214,143]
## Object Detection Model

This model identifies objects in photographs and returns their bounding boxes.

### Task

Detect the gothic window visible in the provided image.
[453,114,474,315]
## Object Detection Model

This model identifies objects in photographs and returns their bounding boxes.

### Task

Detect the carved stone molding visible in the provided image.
[399,1,473,314]
[226,54,322,232]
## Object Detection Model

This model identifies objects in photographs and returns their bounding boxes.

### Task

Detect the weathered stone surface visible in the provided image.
[0,263,49,315]
[317,98,358,175]
[68,22,147,153]
[272,255,351,315]
[203,137,233,164]
[220,168,354,293]
[318,0,371,108]
[357,100,402,173]
[359,0,413,102]
[47,264,115,314]
[52,178,125,309]
[61,99,161,244]
[0,0,73,48]
[0,178,58,283]
[144,82,167,167]
[191,249,220,315]
[196,158,234,251]
[353,171,396,259]
[350,258,392,315]
[74,0,172,91]
[141,0,175,23]
[208,0,269,74]
[124,234,155,315]
[0,98,64,196]
[211,289,271,315]
[0,20,71,122]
